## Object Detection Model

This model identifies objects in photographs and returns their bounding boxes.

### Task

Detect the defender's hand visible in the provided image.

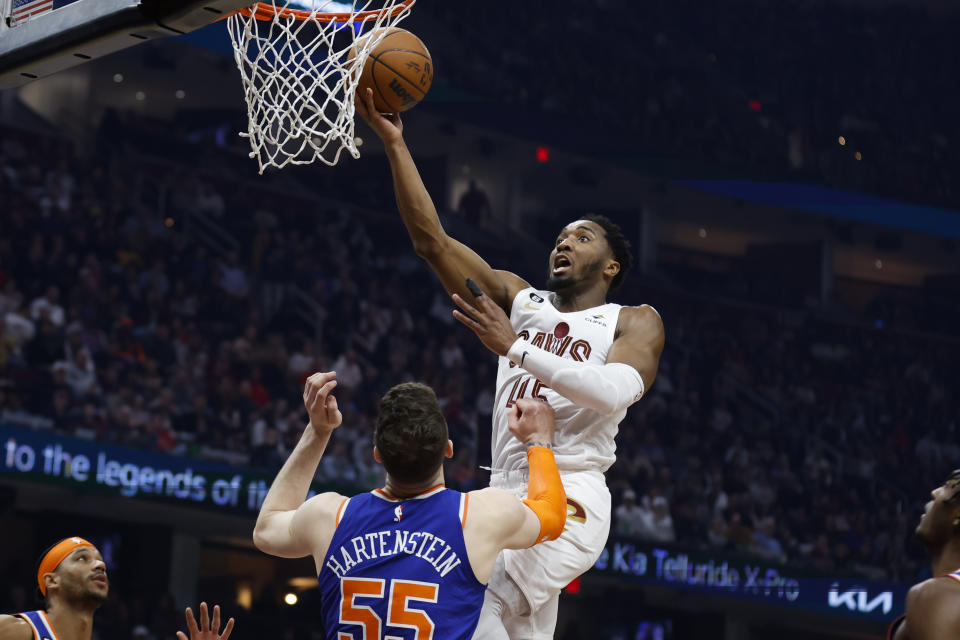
[176,602,235,640]
[303,372,342,435]
[508,398,556,445]
[355,87,403,145]
[451,280,518,357]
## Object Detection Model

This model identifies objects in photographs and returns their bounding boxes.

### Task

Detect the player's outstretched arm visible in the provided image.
[0,615,34,640]
[899,578,960,639]
[253,372,346,559]
[355,88,527,310]
[464,400,566,583]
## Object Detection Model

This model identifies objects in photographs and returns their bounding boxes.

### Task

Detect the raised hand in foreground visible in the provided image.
[176,602,235,640]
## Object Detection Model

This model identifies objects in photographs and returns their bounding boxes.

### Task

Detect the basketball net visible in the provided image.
[226,1,415,173]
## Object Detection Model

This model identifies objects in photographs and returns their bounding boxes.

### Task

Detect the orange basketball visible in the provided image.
[350,27,433,113]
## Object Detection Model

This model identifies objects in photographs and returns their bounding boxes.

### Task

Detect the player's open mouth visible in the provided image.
[91,574,108,586]
[552,255,572,275]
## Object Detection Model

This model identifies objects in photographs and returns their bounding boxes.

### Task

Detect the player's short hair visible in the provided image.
[947,469,960,504]
[375,383,449,485]
[581,214,632,291]
[33,540,61,606]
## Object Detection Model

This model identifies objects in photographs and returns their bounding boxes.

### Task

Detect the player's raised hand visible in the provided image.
[355,87,403,145]
[176,602,235,640]
[303,371,343,435]
[452,279,519,357]
[508,398,556,446]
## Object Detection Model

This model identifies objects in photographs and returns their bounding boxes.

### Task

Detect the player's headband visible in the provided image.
[37,537,95,596]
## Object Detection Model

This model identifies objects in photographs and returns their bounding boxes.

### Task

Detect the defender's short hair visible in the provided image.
[375,383,449,484]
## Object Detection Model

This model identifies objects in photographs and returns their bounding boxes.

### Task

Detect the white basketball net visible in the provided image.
[226,1,415,173]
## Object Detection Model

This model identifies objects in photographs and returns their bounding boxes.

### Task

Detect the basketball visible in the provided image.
[350,27,433,114]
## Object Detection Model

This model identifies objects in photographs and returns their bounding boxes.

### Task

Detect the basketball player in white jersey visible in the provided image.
[357,89,665,639]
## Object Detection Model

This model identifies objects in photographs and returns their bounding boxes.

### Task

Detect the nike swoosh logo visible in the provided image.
[524,303,541,310]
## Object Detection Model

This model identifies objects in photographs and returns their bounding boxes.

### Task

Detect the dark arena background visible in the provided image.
[2,0,960,638]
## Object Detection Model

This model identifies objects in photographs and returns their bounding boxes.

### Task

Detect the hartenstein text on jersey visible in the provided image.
[325,529,462,579]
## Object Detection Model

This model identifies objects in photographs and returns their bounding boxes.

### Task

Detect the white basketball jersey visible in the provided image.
[492,287,626,474]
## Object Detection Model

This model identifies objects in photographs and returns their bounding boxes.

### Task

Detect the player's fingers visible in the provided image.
[514,398,536,417]
[451,293,482,319]
[506,403,520,427]
[200,602,210,632]
[475,293,500,315]
[364,88,379,115]
[176,632,187,640]
[310,371,336,386]
[316,379,337,409]
[304,374,320,401]
[184,607,199,636]
[221,618,236,640]
[354,89,368,114]
[211,605,221,634]
[452,309,483,333]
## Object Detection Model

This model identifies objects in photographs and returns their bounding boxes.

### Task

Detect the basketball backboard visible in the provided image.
[0,0,251,89]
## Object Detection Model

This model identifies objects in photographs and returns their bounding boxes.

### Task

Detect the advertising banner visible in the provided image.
[593,537,907,622]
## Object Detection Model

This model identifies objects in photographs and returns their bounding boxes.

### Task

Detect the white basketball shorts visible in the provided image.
[490,468,611,615]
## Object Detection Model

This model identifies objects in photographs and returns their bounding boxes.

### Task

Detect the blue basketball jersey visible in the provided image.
[318,486,486,640]
[15,610,58,640]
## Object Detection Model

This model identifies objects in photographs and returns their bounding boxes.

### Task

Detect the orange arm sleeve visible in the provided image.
[522,446,567,545]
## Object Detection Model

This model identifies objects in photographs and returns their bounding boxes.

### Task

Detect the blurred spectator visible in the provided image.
[615,489,646,537]
[217,251,249,298]
[457,180,492,226]
[638,495,676,544]
[30,285,65,327]
[331,348,363,388]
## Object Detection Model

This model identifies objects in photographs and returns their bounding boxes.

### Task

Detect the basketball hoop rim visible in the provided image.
[228,0,415,22]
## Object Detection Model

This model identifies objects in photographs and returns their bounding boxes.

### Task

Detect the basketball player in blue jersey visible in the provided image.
[252,371,567,640]
[888,470,960,640]
[0,537,108,640]
[0,537,235,640]
[357,89,664,638]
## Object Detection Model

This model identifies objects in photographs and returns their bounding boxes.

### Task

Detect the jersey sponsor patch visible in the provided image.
[585,314,608,327]
[529,292,545,303]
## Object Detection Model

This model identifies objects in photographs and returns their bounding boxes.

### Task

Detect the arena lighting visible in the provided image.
[112,73,123,83]
[284,592,298,606]
[535,146,550,163]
